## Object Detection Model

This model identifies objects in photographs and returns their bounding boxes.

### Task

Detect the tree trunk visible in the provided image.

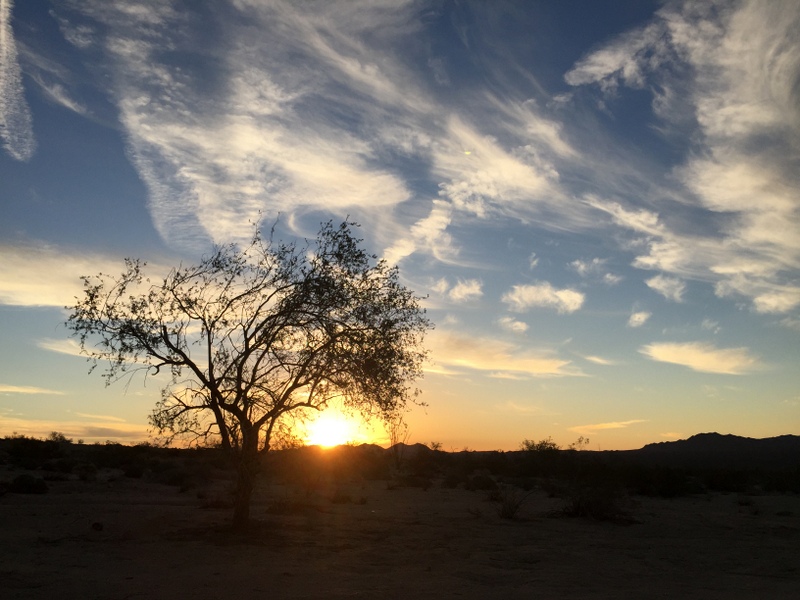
[232,426,260,530]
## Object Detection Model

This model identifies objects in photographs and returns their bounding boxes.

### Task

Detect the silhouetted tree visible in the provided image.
[66,221,431,528]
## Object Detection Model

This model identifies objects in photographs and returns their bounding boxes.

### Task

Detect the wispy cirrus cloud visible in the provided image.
[0,0,36,160]
[569,419,647,436]
[502,282,585,314]
[569,1,800,314]
[37,338,83,357]
[583,355,615,366]
[72,412,126,422]
[49,0,595,263]
[0,384,64,395]
[640,341,762,375]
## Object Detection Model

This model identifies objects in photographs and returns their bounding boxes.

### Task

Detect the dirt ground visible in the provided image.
[1,469,798,599]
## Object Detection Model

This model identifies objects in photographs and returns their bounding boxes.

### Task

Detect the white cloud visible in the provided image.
[646,274,686,303]
[0,0,36,160]
[0,413,148,443]
[628,311,651,328]
[435,116,561,219]
[0,384,65,395]
[640,341,762,375]
[34,78,88,114]
[570,257,605,277]
[430,278,450,296]
[384,201,457,266]
[72,412,126,422]
[584,355,615,366]
[571,257,622,285]
[448,279,483,303]
[570,2,800,315]
[498,316,528,334]
[428,330,578,378]
[564,20,663,90]
[502,282,585,314]
[569,419,647,435]
[0,242,169,308]
[0,243,104,307]
[427,277,482,304]
[37,338,84,357]
[59,0,432,250]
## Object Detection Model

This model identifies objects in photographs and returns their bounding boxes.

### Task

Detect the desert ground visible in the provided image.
[1,463,798,599]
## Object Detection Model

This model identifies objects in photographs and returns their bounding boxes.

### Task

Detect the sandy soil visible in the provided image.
[1,469,798,599]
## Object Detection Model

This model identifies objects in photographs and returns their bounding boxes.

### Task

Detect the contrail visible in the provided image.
[0,0,36,161]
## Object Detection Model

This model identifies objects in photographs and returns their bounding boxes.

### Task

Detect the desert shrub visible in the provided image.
[469,451,509,477]
[9,473,48,494]
[762,468,800,494]
[122,461,146,478]
[627,465,694,498]
[46,431,73,444]
[41,457,78,474]
[495,486,532,520]
[406,449,440,479]
[466,472,498,491]
[73,462,98,482]
[4,435,64,469]
[442,469,467,489]
[516,438,570,478]
[702,468,754,493]
[520,437,560,452]
[559,481,628,522]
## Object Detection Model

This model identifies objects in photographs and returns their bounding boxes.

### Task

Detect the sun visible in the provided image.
[305,411,363,447]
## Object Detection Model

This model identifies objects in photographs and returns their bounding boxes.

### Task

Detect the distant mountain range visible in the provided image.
[606,433,800,470]
[387,433,800,471]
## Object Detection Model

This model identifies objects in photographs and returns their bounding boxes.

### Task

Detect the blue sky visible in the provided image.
[1,0,798,450]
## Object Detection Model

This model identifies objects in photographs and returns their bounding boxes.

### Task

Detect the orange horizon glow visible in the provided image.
[303,410,377,448]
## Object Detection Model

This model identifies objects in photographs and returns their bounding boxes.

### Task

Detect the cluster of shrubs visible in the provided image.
[0,432,231,496]
[4,432,797,524]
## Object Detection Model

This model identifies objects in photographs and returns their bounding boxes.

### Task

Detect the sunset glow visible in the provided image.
[304,412,365,448]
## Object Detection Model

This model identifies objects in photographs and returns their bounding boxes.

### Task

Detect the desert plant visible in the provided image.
[495,486,533,520]
[466,472,498,491]
[520,437,560,452]
[66,220,431,529]
[559,482,628,522]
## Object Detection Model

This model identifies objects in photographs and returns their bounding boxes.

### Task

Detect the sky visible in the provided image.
[1,0,798,451]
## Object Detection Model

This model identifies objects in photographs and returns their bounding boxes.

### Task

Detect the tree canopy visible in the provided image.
[66,220,432,526]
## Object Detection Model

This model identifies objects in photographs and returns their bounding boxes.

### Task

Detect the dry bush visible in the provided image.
[558,482,631,522]
[494,485,532,520]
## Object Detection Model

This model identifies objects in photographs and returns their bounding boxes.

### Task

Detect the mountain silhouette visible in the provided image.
[616,433,800,470]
